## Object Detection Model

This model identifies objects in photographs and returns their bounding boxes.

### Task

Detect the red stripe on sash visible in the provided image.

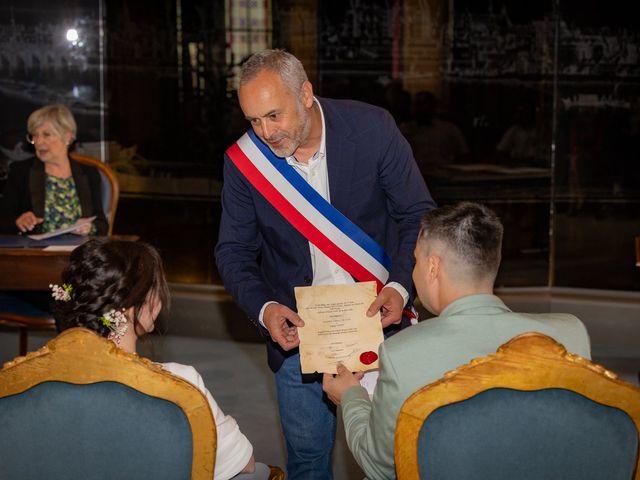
[227,143,384,292]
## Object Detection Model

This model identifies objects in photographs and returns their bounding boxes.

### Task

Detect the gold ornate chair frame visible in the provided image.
[395,332,640,480]
[0,328,216,479]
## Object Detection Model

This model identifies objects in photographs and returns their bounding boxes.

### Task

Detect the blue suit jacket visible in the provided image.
[215,97,436,371]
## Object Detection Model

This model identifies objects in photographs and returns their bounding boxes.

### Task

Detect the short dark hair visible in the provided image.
[52,239,170,338]
[417,202,503,282]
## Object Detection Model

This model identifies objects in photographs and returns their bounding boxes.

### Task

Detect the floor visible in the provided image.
[1,288,638,480]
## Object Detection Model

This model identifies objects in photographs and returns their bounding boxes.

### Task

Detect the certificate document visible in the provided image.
[27,216,96,241]
[295,281,384,374]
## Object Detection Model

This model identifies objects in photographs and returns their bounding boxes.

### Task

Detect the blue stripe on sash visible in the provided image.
[247,129,392,269]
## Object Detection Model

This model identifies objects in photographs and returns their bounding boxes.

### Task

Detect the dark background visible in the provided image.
[1,0,638,290]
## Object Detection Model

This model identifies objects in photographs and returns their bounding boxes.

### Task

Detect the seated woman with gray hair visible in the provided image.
[0,103,107,235]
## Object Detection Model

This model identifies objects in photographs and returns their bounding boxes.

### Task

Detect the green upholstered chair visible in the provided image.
[0,328,216,479]
[395,332,640,480]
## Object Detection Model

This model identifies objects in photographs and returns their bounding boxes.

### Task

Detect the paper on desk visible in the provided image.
[27,216,96,241]
[295,281,384,374]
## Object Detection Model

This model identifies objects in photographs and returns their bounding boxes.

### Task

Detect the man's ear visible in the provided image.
[428,255,441,279]
[301,81,314,108]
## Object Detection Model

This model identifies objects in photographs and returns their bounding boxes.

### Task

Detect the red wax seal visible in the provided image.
[359,351,378,365]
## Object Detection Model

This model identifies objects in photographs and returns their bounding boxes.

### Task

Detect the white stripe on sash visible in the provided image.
[235,133,390,287]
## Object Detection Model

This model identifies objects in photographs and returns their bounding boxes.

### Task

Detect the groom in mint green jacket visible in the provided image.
[323,202,591,480]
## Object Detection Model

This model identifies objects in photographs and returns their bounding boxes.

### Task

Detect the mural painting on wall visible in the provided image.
[403,0,639,182]
[318,0,396,105]
[104,0,235,197]
[552,0,640,196]
[0,0,103,183]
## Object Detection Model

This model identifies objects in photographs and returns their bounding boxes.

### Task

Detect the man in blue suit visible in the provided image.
[215,49,435,479]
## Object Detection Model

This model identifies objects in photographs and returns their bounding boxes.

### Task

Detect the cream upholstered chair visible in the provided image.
[0,327,216,479]
[0,153,119,355]
[395,333,640,480]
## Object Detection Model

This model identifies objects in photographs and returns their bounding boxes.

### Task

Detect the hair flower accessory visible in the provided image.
[50,283,73,302]
[101,308,128,344]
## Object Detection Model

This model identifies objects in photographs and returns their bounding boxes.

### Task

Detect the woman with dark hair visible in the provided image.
[50,238,270,480]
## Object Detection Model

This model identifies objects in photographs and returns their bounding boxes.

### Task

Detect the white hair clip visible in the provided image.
[101,309,128,344]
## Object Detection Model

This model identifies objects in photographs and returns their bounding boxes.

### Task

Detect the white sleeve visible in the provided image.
[161,363,254,480]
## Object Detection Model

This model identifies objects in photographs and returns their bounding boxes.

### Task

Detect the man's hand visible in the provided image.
[15,211,44,233]
[367,286,404,328]
[323,363,364,406]
[263,303,304,351]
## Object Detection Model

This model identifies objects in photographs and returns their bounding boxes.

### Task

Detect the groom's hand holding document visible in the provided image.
[294,281,384,374]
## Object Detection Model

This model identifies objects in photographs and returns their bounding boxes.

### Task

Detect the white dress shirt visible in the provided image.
[259,98,408,326]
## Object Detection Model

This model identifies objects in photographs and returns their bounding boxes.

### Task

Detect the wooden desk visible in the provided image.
[0,248,71,290]
[0,235,139,291]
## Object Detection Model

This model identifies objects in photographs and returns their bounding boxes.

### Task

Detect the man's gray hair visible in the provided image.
[239,49,308,96]
[417,202,503,282]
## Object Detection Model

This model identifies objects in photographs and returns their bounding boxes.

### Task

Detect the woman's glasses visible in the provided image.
[25,130,57,145]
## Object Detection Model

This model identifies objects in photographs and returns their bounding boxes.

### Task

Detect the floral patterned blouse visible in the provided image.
[42,175,95,234]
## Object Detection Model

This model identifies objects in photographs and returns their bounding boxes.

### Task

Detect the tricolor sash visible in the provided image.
[226,129,392,292]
